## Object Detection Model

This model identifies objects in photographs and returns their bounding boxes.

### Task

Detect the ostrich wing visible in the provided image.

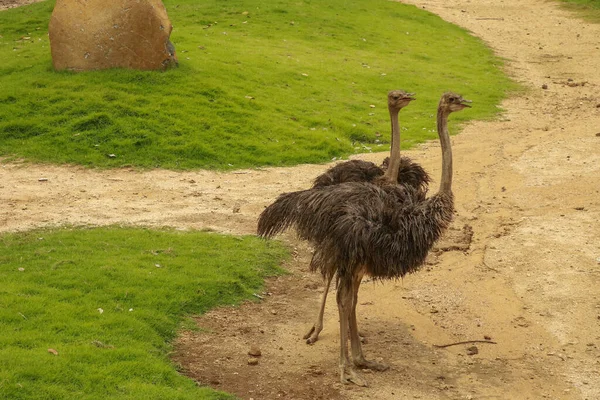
[312,160,383,188]
[313,157,430,193]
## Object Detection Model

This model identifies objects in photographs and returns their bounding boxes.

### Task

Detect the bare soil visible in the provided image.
[0,0,43,11]
[2,0,600,399]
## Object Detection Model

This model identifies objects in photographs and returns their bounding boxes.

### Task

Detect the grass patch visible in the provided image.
[0,227,288,399]
[557,0,600,21]
[0,0,515,169]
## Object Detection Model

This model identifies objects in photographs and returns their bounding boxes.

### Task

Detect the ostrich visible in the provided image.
[303,91,430,345]
[258,92,471,386]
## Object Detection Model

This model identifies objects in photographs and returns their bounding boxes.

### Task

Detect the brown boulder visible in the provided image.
[49,0,177,71]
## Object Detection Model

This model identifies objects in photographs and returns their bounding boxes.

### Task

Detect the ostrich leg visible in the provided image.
[303,274,333,344]
[337,277,368,387]
[349,271,389,371]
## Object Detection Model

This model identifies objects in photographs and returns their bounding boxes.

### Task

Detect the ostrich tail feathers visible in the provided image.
[257,190,307,238]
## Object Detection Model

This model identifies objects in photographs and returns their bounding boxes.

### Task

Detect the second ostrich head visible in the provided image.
[384,90,415,182]
[438,92,472,114]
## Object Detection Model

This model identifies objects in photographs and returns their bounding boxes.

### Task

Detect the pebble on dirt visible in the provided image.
[247,358,259,366]
[248,346,262,357]
[466,346,479,356]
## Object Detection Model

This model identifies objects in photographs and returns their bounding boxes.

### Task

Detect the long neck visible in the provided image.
[383,107,401,182]
[437,106,453,194]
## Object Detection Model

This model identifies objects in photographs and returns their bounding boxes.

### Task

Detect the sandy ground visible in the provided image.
[2,0,600,399]
[0,0,42,11]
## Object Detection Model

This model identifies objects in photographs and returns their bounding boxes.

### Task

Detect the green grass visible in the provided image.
[0,227,288,399]
[0,0,515,170]
[557,0,600,21]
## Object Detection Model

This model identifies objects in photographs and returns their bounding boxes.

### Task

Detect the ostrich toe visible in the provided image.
[354,358,389,371]
[341,367,369,387]
[303,324,323,344]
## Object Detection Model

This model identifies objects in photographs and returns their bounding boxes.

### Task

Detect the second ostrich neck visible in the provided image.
[384,108,401,182]
[437,107,453,194]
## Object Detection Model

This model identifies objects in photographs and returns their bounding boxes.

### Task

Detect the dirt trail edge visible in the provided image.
[2,0,599,399]
[0,0,44,11]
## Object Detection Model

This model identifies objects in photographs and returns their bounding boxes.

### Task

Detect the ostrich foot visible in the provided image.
[303,325,321,344]
[340,366,369,387]
[354,358,389,372]
[303,327,363,345]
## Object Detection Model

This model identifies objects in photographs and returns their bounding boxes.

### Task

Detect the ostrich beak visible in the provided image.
[404,93,416,101]
[460,98,472,108]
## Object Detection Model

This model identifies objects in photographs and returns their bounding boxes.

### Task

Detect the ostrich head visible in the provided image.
[388,90,416,112]
[439,92,471,114]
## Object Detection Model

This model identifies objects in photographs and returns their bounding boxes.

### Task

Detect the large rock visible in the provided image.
[49,0,177,71]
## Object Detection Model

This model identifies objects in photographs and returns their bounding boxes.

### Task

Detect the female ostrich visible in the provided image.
[303,91,430,345]
[258,92,471,386]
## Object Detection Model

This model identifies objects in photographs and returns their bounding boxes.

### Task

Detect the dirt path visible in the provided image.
[0,0,43,11]
[3,0,600,399]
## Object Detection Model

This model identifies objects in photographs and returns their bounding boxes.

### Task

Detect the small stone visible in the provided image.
[466,346,479,356]
[248,346,262,357]
[484,335,492,341]
[247,358,259,365]
[542,84,548,89]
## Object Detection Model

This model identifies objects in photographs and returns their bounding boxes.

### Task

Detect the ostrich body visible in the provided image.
[303,91,430,344]
[258,92,471,386]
